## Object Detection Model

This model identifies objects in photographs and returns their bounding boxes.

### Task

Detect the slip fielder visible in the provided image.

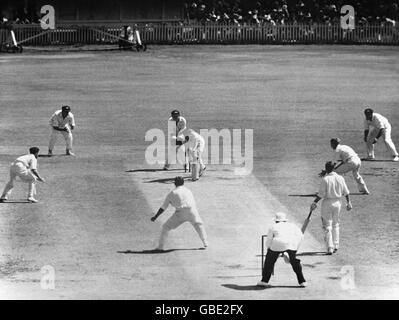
[363,108,398,161]
[48,105,76,156]
[330,138,370,194]
[0,147,45,203]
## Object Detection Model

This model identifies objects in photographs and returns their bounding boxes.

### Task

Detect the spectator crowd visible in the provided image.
[2,0,398,27]
[184,0,399,26]
[1,2,40,25]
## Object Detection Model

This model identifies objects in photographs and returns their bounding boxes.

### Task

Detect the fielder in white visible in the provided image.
[48,105,76,156]
[0,147,46,203]
[330,138,370,194]
[164,110,187,170]
[311,161,352,255]
[150,176,208,250]
[182,128,206,176]
[363,108,398,161]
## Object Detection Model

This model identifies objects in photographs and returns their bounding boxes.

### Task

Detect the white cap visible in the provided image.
[274,212,288,222]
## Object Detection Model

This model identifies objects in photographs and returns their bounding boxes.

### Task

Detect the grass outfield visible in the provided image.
[0,45,398,299]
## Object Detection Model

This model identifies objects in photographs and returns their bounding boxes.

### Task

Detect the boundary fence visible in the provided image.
[1,23,398,46]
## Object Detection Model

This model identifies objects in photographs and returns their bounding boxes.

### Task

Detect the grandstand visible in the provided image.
[0,0,184,24]
[1,1,398,26]
[184,0,399,26]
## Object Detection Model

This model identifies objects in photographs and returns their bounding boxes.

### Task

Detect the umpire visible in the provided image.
[257,212,307,288]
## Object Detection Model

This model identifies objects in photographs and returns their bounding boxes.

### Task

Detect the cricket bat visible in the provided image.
[301,209,314,234]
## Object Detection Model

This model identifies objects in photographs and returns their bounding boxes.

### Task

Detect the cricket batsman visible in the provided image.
[182,128,206,176]
[312,161,352,255]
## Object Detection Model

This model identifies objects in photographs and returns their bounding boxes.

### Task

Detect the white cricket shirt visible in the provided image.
[49,110,75,129]
[335,144,359,162]
[14,154,37,170]
[161,186,197,211]
[266,222,303,252]
[318,172,350,199]
[364,113,390,130]
[186,130,205,150]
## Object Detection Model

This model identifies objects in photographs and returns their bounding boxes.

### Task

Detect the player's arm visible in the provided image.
[311,181,325,210]
[52,126,68,132]
[50,116,64,131]
[69,114,75,130]
[265,228,274,249]
[50,119,68,132]
[151,208,165,221]
[151,195,170,221]
[334,160,344,170]
[363,118,370,142]
[310,195,321,210]
[363,129,369,142]
[345,194,352,210]
[31,169,45,182]
[375,128,383,140]
[175,136,184,146]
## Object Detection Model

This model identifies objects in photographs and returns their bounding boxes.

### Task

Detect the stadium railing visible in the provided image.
[1,23,398,46]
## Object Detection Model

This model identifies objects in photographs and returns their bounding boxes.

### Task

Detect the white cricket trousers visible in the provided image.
[49,129,73,152]
[321,198,342,250]
[157,208,207,249]
[334,156,369,193]
[1,162,37,199]
[366,124,398,158]
[189,139,206,170]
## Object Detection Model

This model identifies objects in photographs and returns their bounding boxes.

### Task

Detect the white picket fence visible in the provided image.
[1,23,398,46]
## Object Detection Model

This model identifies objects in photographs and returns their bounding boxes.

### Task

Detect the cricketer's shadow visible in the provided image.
[360,158,394,162]
[222,284,300,291]
[38,154,71,158]
[118,248,205,254]
[296,251,326,257]
[289,192,367,197]
[126,168,183,173]
[0,199,31,204]
[288,193,317,197]
[144,176,192,184]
